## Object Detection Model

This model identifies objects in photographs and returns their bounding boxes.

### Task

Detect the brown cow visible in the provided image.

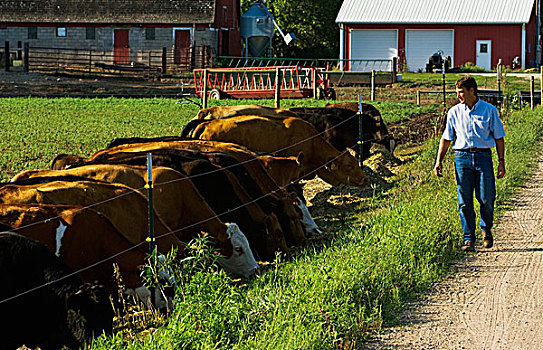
[0,179,184,253]
[13,163,287,260]
[4,174,259,276]
[82,142,310,244]
[191,103,395,160]
[0,203,151,292]
[183,115,367,187]
[195,104,297,120]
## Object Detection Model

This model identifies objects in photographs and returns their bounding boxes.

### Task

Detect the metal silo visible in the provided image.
[241,3,274,57]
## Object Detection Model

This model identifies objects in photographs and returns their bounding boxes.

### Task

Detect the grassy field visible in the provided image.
[0,80,542,348]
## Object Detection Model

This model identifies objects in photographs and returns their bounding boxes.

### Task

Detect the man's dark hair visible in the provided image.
[455,76,478,96]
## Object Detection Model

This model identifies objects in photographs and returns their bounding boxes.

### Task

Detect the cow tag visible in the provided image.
[330,162,338,171]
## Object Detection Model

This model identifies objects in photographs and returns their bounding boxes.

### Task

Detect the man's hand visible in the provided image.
[434,139,451,178]
[434,162,443,177]
[497,160,506,179]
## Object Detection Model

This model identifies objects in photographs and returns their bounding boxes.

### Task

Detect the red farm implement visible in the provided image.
[193,66,335,100]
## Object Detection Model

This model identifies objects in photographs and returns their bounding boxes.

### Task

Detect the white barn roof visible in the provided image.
[336,0,536,24]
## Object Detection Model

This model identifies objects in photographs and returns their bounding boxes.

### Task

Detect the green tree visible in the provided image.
[240,0,343,58]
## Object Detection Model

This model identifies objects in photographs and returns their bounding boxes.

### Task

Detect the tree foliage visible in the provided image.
[240,0,343,58]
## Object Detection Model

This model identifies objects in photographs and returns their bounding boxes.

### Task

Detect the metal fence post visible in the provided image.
[145,153,156,308]
[358,94,364,167]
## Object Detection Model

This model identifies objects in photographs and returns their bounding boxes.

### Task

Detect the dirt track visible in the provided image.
[367,153,543,349]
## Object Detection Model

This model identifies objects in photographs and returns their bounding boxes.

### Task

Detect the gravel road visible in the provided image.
[367,153,543,349]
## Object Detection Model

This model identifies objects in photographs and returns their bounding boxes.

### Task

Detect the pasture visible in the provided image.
[0,91,541,349]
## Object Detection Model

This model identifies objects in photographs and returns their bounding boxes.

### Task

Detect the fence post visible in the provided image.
[275,67,281,108]
[392,57,397,83]
[23,42,29,73]
[162,47,167,77]
[497,59,502,109]
[417,90,421,105]
[540,65,543,101]
[202,69,208,109]
[530,75,535,110]
[312,68,317,99]
[358,94,364,167]
[4,41,10,72]
[370,70,375,101]
[145,153,156,308]
[88,50,92,75]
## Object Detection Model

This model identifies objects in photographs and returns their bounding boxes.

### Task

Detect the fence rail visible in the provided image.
[217,56,396,72]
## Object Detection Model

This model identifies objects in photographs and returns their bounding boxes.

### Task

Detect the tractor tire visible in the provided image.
[209,89,222,100]
[316,86,325,100]
[326,88,336,100]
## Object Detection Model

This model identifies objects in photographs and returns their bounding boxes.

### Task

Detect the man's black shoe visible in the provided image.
[461,240,475,252]
[482,230,494,248]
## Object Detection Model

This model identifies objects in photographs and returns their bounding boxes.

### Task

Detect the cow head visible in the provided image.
[320,153,367,188]
[295,197,322,237]
[219,223,258,278]
[264,213,289,259]
[50,153,86,170]
[380,135,396,154]
[277,192,307,246]
[65,283,113,343]
[259,152,304,187]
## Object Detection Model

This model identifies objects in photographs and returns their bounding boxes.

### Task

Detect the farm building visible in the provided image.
[0,0,241,69]
[336,0,540,71]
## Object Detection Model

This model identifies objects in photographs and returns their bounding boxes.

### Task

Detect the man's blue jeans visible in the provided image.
[454,149,496,243]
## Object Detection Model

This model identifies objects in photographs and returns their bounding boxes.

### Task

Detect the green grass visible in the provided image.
[89,104,543,349]
[0,95,541,349]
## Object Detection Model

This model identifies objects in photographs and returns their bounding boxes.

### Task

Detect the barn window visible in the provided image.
[86,27,96,40]
[479,43,488,53]
[146,27,155,40]
[28,27,37,39]
[56,27,67,37]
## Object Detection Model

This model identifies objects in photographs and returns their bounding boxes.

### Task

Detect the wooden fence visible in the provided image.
[2,42,213,78]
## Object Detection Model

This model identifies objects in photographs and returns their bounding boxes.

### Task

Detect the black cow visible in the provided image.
[291,103,396,160]
[0,232,113,350]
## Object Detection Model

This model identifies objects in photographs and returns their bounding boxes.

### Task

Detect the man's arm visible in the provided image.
[434,138,452,177]
[495,137,505,179]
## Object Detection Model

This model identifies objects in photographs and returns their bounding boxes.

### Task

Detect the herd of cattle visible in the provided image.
[0,102,394,349]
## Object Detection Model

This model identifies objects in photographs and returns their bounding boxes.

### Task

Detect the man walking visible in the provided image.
[434,76,506,252]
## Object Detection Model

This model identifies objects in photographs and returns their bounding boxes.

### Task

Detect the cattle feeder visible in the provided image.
[193,66,333,100]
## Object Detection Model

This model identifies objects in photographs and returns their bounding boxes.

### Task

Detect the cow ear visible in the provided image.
[296,152,304,166]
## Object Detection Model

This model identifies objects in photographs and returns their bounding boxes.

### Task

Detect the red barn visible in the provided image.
[336,0,539,71]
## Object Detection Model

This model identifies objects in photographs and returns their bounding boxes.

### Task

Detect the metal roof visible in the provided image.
[0,0,215,24]
[336,0,536,24]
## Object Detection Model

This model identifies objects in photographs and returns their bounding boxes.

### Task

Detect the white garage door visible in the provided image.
[350,29,397,71]
[406,29,454,72]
